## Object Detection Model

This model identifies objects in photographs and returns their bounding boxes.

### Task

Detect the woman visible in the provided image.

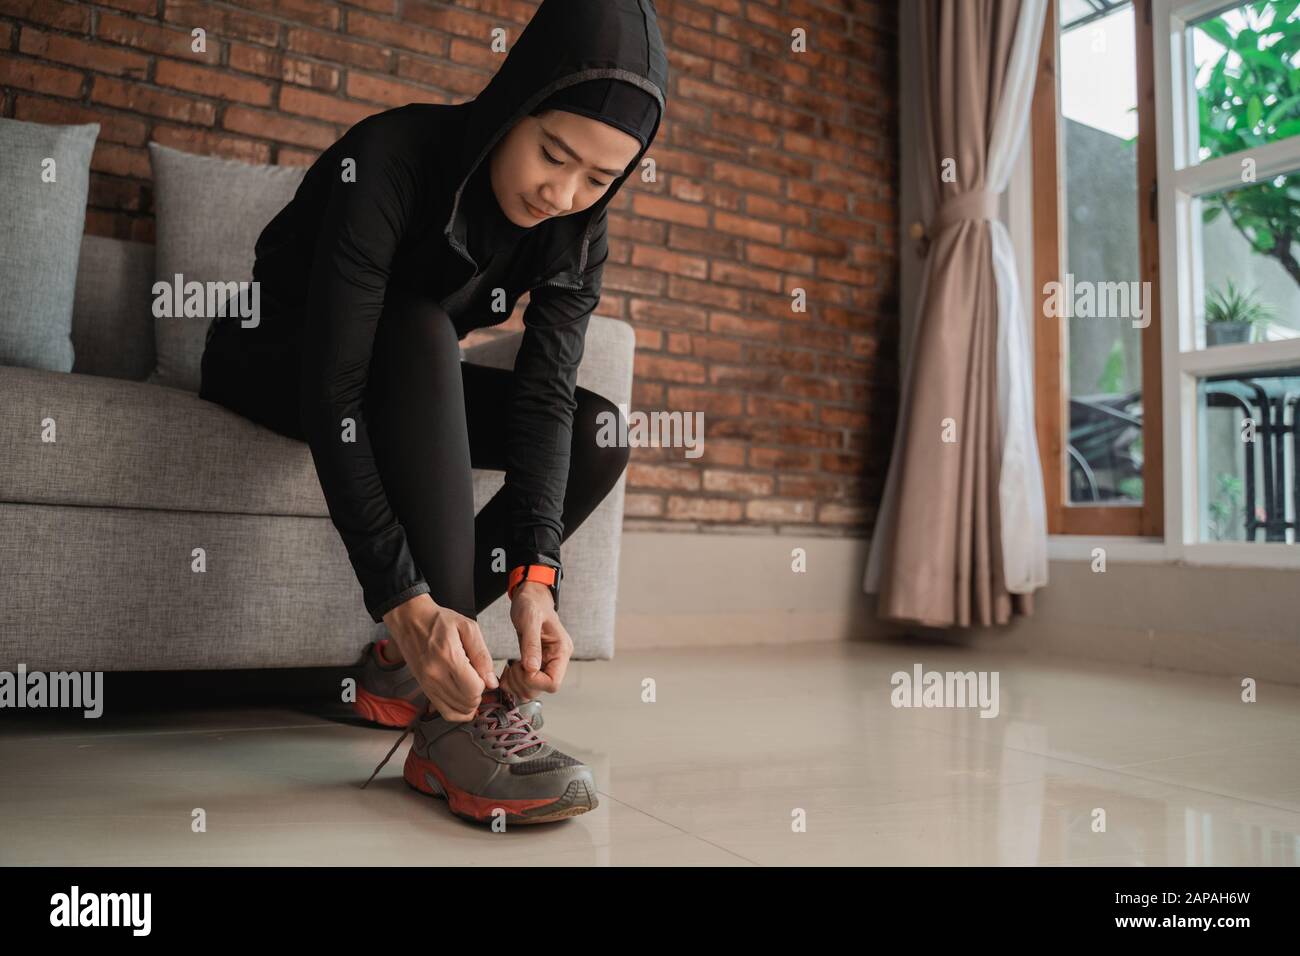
[198,0,667,825]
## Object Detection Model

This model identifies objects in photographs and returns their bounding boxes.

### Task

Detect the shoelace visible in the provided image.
[360,688,544,790]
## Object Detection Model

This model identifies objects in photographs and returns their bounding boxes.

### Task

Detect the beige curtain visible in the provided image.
[864,0,1049,628]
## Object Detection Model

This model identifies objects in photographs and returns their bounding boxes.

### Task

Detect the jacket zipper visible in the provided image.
[452,209,582,290]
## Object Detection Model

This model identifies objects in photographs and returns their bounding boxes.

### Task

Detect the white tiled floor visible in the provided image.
[2,641,1298,865]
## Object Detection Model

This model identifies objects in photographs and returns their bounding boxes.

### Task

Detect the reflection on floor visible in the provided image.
[2,641,1298,865]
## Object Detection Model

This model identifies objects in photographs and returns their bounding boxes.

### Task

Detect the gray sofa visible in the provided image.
[0,232,634,672]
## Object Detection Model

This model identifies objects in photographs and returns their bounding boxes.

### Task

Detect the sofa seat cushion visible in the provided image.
[0,365,330,517]
[0,366,516,521]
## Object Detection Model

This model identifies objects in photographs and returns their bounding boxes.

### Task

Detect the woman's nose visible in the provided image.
[543,181,576,214]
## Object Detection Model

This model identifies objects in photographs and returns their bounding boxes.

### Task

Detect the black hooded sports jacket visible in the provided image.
[250,0,668,623]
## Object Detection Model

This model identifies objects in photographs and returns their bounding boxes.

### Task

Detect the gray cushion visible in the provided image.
[0,364,326,517]
[71,234,157,381]
[147,142,307,393]
[0,117,99,372]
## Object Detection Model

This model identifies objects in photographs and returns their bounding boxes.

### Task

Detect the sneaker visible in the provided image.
[361,686,596,825]
[352,641,543,730]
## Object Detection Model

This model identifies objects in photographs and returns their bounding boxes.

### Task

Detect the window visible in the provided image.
[1033,0,1300,563]
[1032,0,1166,535]
[1156,0,1300,556]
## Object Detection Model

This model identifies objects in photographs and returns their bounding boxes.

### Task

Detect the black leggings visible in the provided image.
[198,290,629,621]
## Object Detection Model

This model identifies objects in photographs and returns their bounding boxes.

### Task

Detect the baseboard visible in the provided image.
[612,529,1300,684]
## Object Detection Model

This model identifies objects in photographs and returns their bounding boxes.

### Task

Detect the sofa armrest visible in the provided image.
[460,330,521,371]
[461,313,635,660]
[461,314,635,409]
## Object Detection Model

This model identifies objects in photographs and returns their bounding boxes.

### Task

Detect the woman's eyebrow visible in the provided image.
[541,126,624,177]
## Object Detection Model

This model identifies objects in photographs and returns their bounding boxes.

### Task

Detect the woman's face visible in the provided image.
[488,108,642,226]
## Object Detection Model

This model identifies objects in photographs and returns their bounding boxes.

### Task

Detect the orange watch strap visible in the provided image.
[508,564,558,597]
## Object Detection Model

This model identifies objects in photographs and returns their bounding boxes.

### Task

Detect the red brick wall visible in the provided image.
[0,0,898,538]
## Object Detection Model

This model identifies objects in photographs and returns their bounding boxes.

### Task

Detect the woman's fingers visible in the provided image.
[538,655,566,692]
[516,617,543,675]
[459,621,499,690]
[428,692,477,722]
[501,657,556,698]
[414,658,473,716]
[427,643,480,718]
[426,622,479,714]
[540,620,572,689]
[496,661,526,700]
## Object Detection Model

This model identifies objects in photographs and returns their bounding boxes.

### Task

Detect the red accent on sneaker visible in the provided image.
[403,749,561,820]
[353,687,421,728]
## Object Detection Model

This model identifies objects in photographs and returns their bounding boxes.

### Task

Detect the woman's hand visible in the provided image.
[382,593,498,722]
[501,581,573,701]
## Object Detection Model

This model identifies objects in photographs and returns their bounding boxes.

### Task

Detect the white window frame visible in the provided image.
[1153,0,1300,567]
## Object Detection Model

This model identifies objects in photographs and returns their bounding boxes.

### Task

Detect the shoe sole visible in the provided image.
[402,750,597,825]
[353,687,420,728]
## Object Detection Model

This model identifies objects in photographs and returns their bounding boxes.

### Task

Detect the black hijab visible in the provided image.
[444,0,668,281]
[461,157,529,265]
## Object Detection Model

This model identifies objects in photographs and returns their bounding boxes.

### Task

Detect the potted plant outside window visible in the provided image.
[1204,278,1274,346]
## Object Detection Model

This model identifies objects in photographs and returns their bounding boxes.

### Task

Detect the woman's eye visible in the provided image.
[542,147,609,189]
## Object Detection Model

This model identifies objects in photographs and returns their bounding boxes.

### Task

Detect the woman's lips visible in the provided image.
[523,197,551,218]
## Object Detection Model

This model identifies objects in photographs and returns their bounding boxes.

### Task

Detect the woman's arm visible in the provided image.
[502,209,610,587]
[297,127,430,623]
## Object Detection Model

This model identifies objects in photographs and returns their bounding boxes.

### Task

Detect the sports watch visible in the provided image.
[507,560,563,611]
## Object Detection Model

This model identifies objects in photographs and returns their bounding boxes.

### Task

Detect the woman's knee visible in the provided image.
[367,292,463,418]
[375,289,461,366]
[574,389,630,488]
